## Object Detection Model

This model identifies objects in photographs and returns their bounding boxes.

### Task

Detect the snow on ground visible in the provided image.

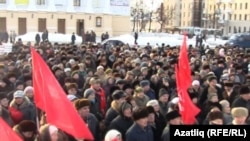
[15,32,228,48]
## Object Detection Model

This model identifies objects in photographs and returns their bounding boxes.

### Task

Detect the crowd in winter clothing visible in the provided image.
[1,35,250,141]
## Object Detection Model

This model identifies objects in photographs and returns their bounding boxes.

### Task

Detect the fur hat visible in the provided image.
[239,85,250,95]
[231,107,249,118]
[146,106,155,114]
[146,100,159,107]
[165,110,181,121]
[18,120,37,132]
[112,90,126,100]
[123,84,133,91]
[140,80,150,87]
[208,111,224,121]
[74,99,90,110]
[132,107,149,121]
[104,129,122,141]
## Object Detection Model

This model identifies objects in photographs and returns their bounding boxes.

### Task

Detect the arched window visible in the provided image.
[96,17,102,27]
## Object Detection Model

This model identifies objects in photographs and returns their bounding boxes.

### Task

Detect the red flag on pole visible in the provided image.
[175,34,200,125]
[0,117,23,141]
[31,48,93,140]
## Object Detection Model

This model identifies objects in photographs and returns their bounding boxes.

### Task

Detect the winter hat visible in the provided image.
[97,66,104,70]
[239,85,250,95]
[119,102,132,115]
[208,93,218,100]
[24,86,33,94]
[192,80,200,86]
[115,79,126,85]
[74,99,90,110]
[224,81,234,87]
[67,95,78,102]
[231,107,249,118]
[14,90,24,98]
[64,68,71,73]
[132,107,149,121]
[123,84,133,91]
[104,129,122,141]
[84,88,95,98]
[0,94,8,100]
[208,111,224,121]
[159,88,169,97]
[146,106,155,114]
[112,90,126,100]
[18,120,37,132]
[146,100,159,107]
[140,80,150,87]
[165,110,181,121]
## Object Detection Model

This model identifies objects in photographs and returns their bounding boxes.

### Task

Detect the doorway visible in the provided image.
[76,19,84,36]
[57,19,66,34]
[38,18,46,32]
[0,17,6,32]
[18,18,27,35]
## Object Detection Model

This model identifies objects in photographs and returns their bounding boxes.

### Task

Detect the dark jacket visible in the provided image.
[126,123,154,141]
[83,113,101,141]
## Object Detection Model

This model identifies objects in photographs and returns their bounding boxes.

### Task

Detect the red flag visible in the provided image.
[175,35,200,125]
[31,48,93,140]
[0,117,23,141]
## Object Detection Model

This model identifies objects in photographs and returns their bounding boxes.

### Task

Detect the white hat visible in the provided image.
[146,100,159,107]
[192,80,200,86]
[69,59,75,64]
[104,129,122,141]
[14,90,24,98]
[64,68,71,72]
[97,66,104,70]
[171,97,179,104]
[67,95,78,101]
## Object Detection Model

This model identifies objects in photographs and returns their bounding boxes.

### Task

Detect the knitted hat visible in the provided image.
[231,107,249,118]
[146,100,159,107]
[140,80,150,87]
[74,99,90,110]
[84,88,95,98]
[14,90,24,98]
[132,107,149,121]
[159,88,169,97]
[119,102,132,115]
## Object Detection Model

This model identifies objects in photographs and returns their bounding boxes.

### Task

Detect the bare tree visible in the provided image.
[156,3,176,32]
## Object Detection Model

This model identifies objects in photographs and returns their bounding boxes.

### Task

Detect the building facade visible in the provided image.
[0,0,130,37]
[163,0,202,28]
[203,0,250,35]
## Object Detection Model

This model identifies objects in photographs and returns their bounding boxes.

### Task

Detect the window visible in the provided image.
[229,26,231,33]
[229,14,232,20]
[74,0,80,6]
[235,3,237,9]
[239,14,242,20]
[238,27,241,33]
[223,4,226,10]
[240,3,242,9]
[245,14,248,20]
[244,27,246,32]
[37,0,45,5]
[234,14,237,20]
[246,3,248,9]
[0,0,6,3]
[96,17,102,27]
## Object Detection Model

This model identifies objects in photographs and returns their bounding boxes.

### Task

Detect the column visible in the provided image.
[48,0,56,12]
[7,0,16,10]
[28,0,36,11]
[67,0,75,12]
[103,0,112,14]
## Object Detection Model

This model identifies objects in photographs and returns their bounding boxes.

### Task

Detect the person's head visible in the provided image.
[134,86,145,98]
[146,100,160,112]
[104,129,122,141]
[219,100,231,114]
[133,107,149,128]
[112,90,126,104]
[89,77,102,90]
[158,88,169,103]
[208,93,218,103]
[24,86,34,99]
[140,80,150,91]
[239,85,250,100]
[74,99,90,118]
[231,107,248,125]
[13,90,25,105]
[192,80,200,89]
[165,110,182,125]
[97,66,104,74]
[208,76,217,87]
[0,94,9,108]
[84,88,96,101]
[119,102,132,118]
[146,106,155,124]
[223,81,234,91]
[15,120,37,139]
[208,111,224,125]
[39,124,59,141]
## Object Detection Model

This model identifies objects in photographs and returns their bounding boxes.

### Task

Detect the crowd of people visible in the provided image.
[0,32,250,141]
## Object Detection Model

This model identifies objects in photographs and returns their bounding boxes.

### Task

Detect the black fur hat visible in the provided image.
[239,85,250,95]
[132,108,149,121]
[165,110,181,121]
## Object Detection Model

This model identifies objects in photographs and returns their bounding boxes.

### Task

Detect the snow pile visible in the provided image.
[15,32,82,44]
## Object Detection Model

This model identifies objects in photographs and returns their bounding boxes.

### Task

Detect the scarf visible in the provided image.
[91,86,106,115]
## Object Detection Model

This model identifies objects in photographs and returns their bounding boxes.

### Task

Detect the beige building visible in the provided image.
[0,0,131,37]
[203,0,250,35]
